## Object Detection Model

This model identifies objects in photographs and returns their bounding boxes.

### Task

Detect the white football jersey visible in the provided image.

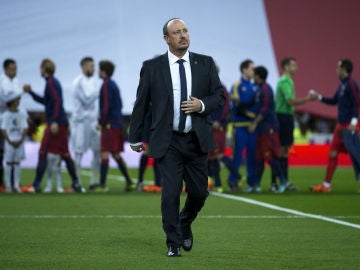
[72,74,99,122]
[0,74,21,113]
[1,110,28,141]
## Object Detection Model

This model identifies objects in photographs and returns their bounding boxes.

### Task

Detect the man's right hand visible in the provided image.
[23,84,31,93]
[50,122,59,135]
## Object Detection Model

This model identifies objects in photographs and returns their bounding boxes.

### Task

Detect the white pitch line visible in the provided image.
[0,215,359,220]
[79,170,153,185]
[211,192,360,230]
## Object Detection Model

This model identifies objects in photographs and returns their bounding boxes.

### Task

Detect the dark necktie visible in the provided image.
[177,59,187,132]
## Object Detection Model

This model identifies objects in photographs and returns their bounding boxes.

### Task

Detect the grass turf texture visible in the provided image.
[1,167,360,270]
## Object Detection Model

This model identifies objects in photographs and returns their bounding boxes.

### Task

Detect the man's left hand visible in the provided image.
[181,96,202,114]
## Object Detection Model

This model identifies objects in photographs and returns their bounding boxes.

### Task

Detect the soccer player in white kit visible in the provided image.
[1,91,28,193]
[0,59,22,191]
[72,57,100,186]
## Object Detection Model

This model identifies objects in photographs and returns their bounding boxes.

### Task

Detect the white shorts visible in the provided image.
[4,141,25,163]
[71,119,100,154]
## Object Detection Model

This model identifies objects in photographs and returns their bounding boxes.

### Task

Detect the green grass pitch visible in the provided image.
[1,167,360,270]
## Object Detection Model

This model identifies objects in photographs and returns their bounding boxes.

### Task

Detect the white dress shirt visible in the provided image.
[168,50,193,132]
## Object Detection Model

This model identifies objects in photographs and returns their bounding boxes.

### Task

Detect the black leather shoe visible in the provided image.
[167,245,181,257]
[181,224,193,251]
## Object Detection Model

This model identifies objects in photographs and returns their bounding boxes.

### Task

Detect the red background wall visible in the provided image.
[264,0,360,119]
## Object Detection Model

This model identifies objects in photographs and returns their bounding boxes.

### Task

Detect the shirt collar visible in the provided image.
[241,76,251,83]
[168,50,190,65]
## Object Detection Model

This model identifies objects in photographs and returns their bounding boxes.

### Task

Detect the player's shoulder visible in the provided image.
[348,76,360,88]
[2,110,10,117]
[72,74,83,85]
[232,80,241,90]
[0,74,5,84]
[107,78,120,90]
[18,109,28,117]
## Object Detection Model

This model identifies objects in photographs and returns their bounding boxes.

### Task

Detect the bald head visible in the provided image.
[163,18,184,35]
[163,18,190,57]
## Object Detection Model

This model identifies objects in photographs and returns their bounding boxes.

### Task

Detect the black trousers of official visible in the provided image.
[157,132,209,247]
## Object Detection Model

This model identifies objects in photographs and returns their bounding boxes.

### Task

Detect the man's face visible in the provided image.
[336,61,346,79]
[5,63,17,79]
[286,60,298,76]
[83,61,95,77]
[242,63,255,79]
[164,19,190,55]
[40,66,46,78]
[253,74,261,84]
[98,68,106,79]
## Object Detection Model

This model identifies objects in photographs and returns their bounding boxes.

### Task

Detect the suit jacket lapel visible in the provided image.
[189,52,199,97]
[160,53,174,108]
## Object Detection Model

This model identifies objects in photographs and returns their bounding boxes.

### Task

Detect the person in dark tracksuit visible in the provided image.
[229,59,259,192]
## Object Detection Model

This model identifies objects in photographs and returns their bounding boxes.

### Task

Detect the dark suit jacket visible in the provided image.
[129,52,225,158]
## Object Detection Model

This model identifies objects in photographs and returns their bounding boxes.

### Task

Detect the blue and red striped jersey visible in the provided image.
[254,82,279,134]
[321,76,360,124]
[29,76,68,126]
[99,77,123,128]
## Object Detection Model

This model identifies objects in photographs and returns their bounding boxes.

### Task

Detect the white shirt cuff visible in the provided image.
[130,142,142,147]
[350,118,358,126]
[198,100,205,113]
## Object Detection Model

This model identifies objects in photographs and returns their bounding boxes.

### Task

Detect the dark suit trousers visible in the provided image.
[157,131,209,247]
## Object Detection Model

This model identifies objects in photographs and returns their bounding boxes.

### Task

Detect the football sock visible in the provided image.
[138,154,148,184]
[13,164,20,189]
[33,153,47,188]
[255,161,265,182]
[91,151,100,185]
[63,156,79,186]
[46,163,53,189]
[56,167,62,188]
[221,156,241,179]
[4,164,12,190]
[269,159,286,184]
[324,156,338,184]
[115,156,132,185]
[100,158,109,186]
[280,157,289,180]
[271,168,276,184]
[75,153,82,184]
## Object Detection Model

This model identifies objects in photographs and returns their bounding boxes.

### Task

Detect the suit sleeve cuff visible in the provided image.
[198,100,205,113]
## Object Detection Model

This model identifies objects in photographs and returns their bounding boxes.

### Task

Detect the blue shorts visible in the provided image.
[276,113,294,147]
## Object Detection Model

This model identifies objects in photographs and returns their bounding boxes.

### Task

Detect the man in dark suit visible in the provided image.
[129,18,225,257]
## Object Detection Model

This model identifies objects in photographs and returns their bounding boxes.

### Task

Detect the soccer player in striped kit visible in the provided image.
[249,66,288,192]
[310,59,360,193]
[72,57,101,188]
[23,59,84,193]
[92,60,133,192]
